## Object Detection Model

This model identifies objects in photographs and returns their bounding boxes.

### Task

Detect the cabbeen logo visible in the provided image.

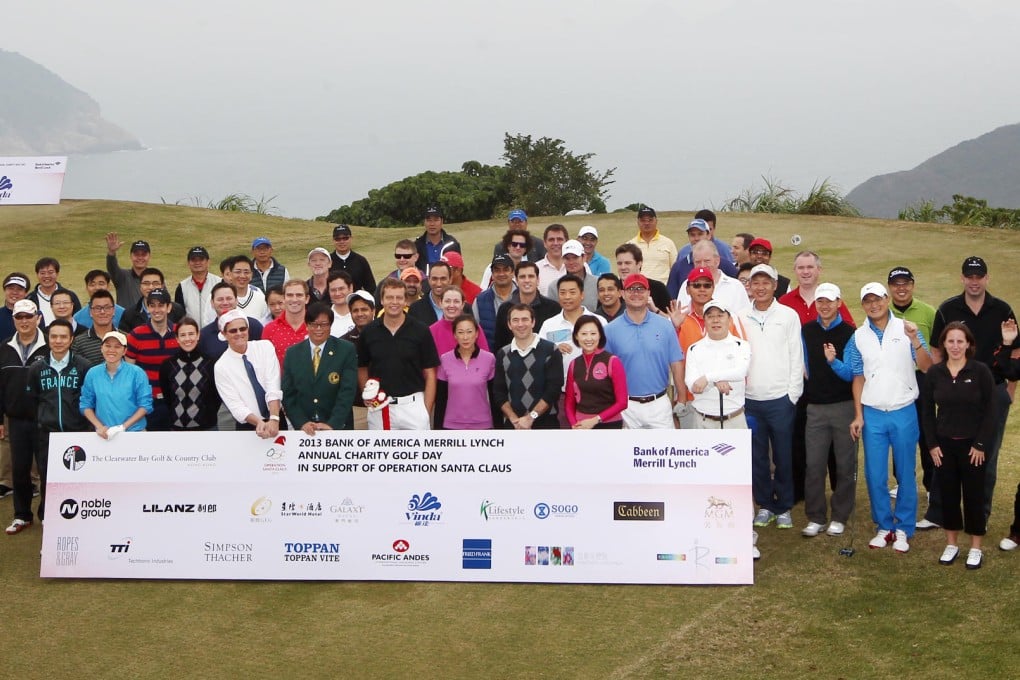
[62,445,87,471]
[613,501,665,521]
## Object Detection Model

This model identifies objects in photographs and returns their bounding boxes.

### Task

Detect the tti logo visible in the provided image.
[109,538,132,560]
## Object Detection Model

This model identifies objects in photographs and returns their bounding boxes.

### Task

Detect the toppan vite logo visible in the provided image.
[59,498,112,520]
[479,499,526,521]
[263,436,287,473]
[405,492,442,526]
[524,545,574,566]
[204,541,255,563]
[109,537,132,560]
[329,497,365,524]
[283,542,341,563]
[371,539,430,565]
[462,539,492,569]
[250,496,273,523]
[62,445,87,471]
[613,501,665,521]
[533,502,580,520]
[54,536,79,566]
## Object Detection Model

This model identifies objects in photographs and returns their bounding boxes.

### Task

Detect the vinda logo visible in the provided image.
[62,445,86,471]
[405,491,442,526]
[0,176,12,196]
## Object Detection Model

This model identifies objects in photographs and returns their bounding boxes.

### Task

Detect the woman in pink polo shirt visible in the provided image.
[436,314,496,429]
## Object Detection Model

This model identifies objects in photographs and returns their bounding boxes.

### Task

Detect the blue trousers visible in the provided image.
[747,396,796,515]
[862,404,918,537]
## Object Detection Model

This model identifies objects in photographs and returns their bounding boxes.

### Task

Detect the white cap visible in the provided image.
[562,240,584,257]
[307,247,331,260]
[814,283,841,301]
[860,282,888,301]
[703,299,730,315]
[749,264,778,281]
[101,330,128,346]
[578,226,599,239]
[12,299,38,315]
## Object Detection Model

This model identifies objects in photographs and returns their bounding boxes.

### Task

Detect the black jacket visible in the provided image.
[26,352,92,432]
[0,333,49,421]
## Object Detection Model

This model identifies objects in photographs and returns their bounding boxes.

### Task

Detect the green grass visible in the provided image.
[2,200,1020,678]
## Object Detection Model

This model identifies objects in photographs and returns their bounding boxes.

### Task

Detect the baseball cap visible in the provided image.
[749,264,778,280]
[687,219,710,233]
[217,309,248,334]
[561,240,584,257]
[887,266,914,283]
[12,299,38,315]
[748,238,773,253]
[399,268,422,282]
[101,330,128,346]
[637,206,656,218]
[187,246,210,260]
[962,256,988,276]
[308,247,331,260]
[332,224,352,239]
[347,290,376,308]
[3,274,28,290]
[441,252,465,269]
[814,283,841,301]
[251,237,272,249]
[424,206,443,219]
[623,273,650,290]
[703,299,730,315]
[130,240,151,253]
[687,267,713,283]
[508,209,527,222]
[491,254,514,270]
[146,288,172,305]
[578,226,599,239]
[860,282,888,300]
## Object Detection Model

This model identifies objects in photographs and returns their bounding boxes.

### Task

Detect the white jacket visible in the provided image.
[740,299,803,402]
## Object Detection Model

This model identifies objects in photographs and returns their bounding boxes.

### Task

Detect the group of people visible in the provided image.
[1,206,1018,572]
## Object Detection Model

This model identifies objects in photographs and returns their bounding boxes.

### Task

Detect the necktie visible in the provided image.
[242,354,270,419]
[313,346,321,376]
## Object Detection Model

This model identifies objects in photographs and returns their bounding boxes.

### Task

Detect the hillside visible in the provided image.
[0,49,142,155]
[846,123,1020,218]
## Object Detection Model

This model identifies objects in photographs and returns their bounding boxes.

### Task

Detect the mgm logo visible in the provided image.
[704,496,734,520]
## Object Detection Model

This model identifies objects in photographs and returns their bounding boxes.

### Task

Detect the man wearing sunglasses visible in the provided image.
[329,224,376,294]
[214,309,282,438]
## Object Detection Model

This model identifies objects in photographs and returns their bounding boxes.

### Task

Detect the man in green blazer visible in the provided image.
[282,303,358,433]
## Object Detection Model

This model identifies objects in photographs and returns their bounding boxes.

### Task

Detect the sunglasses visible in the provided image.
[394,253,414,259]
[689,282,713,290]
[509,242,528,248]
[225,326,249,334]
[625,286,648,293]
[14,314,35,320]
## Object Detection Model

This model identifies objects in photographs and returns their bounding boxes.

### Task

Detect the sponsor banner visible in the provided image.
[0,157,68,205]
[42,430,751,584]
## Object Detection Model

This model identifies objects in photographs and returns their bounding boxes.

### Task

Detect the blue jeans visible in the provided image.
[747,396,796,515]
[862,404,918,537]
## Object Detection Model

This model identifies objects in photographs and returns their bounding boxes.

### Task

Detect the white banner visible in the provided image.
[42,430,752,584]
[0,156,68,205]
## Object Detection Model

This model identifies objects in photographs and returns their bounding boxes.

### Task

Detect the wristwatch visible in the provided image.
[529,410,540,420]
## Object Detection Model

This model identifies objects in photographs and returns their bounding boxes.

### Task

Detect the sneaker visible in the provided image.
[0,484,13,498]
[5,518,32,535]
[869,530,893,549]
[966,548,983,570]
[826,521,845,536]
[916,518,940,530]
[776,512,793,529]
[752,545,761,560]
[32,486,40,498]
[999,534,1019,551]
[939,545,959,565]
[893,530,910,553]
[889,486,898,499]
[753,509,775,527]
[801,522,825,537]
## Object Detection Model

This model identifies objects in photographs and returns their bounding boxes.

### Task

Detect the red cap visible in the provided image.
[441,252,464,269]
[622,273,649,290]
[748,237,773,253]
[686,267,713,283]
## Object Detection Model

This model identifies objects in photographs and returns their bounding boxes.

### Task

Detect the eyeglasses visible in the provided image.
[307,322,331,329]
[738,278,750,285]
[225,326,249,334]
[394,253,414,259]
[509,242,528,248]
[689,282,713,290]
[13,314,34,320]
[625,286,648,293]
[91,305,114,312]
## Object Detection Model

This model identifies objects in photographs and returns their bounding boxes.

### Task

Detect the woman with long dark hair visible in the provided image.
[564,314,628,429]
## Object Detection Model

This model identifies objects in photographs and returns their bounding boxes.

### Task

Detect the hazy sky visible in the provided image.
[4,1,1020,216]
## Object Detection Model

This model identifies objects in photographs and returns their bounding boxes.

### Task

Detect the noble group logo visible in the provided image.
[406,491,442,526]
[533,502,579,520]
[525,545,574,566]
[62,445,86,471]
[283,542,341,563]
[54,536,79,567]
[480,499,526,522]
[263,436,287,473]
[613,501,665,521]
[462,539,492,569]
[371,538,430,565]
[250,496,273,523]
[59,498,112,520]
[329,497,365,524]
[109,537,132,560]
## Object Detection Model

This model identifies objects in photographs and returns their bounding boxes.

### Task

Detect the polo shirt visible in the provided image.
[357,316,440,397]
[627,231,678,283]
[80,360,153,431]
[587,251,612,276]
[605,310,683,397]
[537,309,604,390]
[890,297,936,345]
[263,315,308,367]
[330,250,376,293]
[126,322,179,397]
[931,291,1017,381]
[779,288,855,326]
